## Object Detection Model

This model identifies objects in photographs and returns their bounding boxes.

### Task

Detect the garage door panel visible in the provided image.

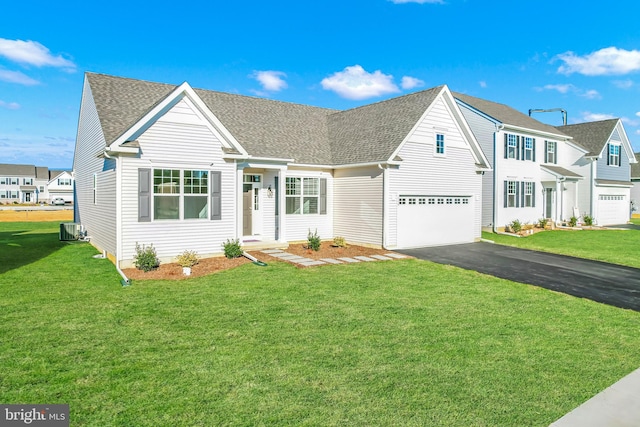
[397,196,474,248]
[597,195,628,225]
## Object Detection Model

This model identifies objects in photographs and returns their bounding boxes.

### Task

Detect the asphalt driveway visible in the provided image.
[399,242,640,311]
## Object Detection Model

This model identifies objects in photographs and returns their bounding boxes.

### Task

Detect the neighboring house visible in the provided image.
[47,170,75,203]
[73,73,490,268]
[453,93,586,230]
[0,163,50,204]
[557,119,636,225]
[631,153,640,217]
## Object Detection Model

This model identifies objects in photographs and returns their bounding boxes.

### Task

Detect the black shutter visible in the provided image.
[521,182,525,207]
[319,178,327,215]
[210,171,221,220]
[504,181,508,208]
[504,134,508,159]
[532,139,536,162]
[606,144,610,165]
[515,181,520,208]
[544,141,548,163]
[519,136,523,161]
[138,168,151,222]
[554,142,558,164]
[532,182,536,207]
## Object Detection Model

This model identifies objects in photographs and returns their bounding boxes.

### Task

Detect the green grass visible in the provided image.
[482,227,640,269]
[631,217,640,225]
[2,222,640,426]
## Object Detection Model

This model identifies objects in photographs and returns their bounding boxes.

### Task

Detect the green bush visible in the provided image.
[223,239,243,259]
[583,214,594,226]
[568,216,578,227]
[333,236,348,248]
[537,218,548,229]
[307,229,321,251]
[176,250,199,268]
[509,219,522,234]
[134,243,160,272]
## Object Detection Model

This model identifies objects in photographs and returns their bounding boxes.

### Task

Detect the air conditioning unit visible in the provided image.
[59,223,81,241]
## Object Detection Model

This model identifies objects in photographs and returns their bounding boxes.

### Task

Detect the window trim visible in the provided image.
[435,133,445,156]
[506,180,518,207]
[285,176,323,215]
[523,137,534,161]
[545,141,557,164]
[608,143,621,167]
[151,168,210,221]
[505,134,518,159]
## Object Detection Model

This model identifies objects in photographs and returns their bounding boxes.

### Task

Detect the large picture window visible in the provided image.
[153,169,209,220]
[286,177,325,215]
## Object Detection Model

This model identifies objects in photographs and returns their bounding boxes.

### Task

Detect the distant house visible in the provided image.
[73,73,490,268]
[47,170,75,203]
[0,163,50,204]
[628,153,639,217]
[557,119,636,225]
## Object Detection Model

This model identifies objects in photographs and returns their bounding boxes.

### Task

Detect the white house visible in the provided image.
[73,73,490,268]
[0,163,50,204]
[557,119,636,225]
[47,170,75,203]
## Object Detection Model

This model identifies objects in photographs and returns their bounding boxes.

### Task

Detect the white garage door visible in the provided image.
[597,195,628,225]
[397,195,474,248]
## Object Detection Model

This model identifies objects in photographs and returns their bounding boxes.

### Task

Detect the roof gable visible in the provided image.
[557,119,635,160]
[453,92,569,138]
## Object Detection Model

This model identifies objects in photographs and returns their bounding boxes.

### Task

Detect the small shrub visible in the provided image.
[307,229,321,251]
[583,214,594,226]
[509,219,522,234]
[537,218,548,229]
[333,236,348,248]
[568,216,578,227]
[223,238,243,259]
[176,250,199,268]
[134,243,159,272]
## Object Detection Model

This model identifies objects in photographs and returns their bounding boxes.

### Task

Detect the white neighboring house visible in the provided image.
[47,170,74,204]
[73,73,490,268]
[453,94,585,230]
[0,163,50,204]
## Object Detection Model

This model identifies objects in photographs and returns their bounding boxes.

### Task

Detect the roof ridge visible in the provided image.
[333,85,444,117]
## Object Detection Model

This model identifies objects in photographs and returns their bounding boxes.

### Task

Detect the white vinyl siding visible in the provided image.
[119,97,238,267]
[72,78,117,257]
[333,167,383,247]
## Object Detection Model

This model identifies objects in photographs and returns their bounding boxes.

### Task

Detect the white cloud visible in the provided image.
[622,117,640,127]
[479,81,487,88]
[0,69,39,85]
[636,112,640,118]
[541,84,575,94]
[536,83,600,99]
[581,111,616,122]
[321,65,400,100]
[613,79,634,89]
[556,47,640,76]
[0,100,20,110]
[0,38,75,70]
[401,76,425,90]
[636,130,640,135]
[251,70,288,92]
[390,0,445,3]
[582,89,601,99]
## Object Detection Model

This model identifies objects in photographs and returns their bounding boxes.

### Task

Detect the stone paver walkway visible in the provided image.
[260,249,407,267]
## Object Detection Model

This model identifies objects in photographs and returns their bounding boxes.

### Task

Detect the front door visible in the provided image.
[25,192,31,202]
[243,174,262,238]
[545,188,554,219]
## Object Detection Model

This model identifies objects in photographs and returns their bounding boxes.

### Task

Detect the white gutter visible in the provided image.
[502,124,570,140]
[378,163,390,249]
[492,124,504,233]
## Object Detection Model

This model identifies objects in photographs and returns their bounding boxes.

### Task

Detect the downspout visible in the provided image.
[103,149,130,286]
[492,124,504,233]
[378,163,389,249]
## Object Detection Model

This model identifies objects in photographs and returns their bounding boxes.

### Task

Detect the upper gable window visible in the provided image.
[506,134,518,159]
[545,141,557,164]
[435,133,445,156]
[608,143,621,167]
[58,177,72,186]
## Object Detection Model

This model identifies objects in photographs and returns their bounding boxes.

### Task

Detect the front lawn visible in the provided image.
[482,227,640,269]
[2,222,640,426]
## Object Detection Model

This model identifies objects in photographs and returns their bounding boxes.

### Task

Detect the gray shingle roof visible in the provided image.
[541,165,583,179]
[453,92,569,137]
[328,86,442,165]
[556,119,619,156]
[631,153,640,178]
[0,163,38,176]
[85,73,451,166]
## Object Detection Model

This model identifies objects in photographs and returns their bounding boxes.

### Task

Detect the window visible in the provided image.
[39,186,44,192]
[418,198,426,205]
[437,198,444,204]
[506,134,518,159]
[462,198,469,204]
[58,178,72,186]
[23,178,33,185]
[506,181,517,207]
[286,177,323,215]
[428,198,435,204]
[523,182,534,207]
[9,191,18,199]
[0,191,5,199]
[153,169,180,220]
[399,197,407,205]
[545,141,557,164]
[10,178,18,185]
[523,137,534,161]
[608,144,621,167]
[0,178,5,185]
[184,170,208,219]
[435,133,445,155]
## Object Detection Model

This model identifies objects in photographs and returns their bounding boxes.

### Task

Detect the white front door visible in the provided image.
[243,174,263,238]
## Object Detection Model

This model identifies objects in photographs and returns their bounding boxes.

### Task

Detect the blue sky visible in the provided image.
[2,0,640,169]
